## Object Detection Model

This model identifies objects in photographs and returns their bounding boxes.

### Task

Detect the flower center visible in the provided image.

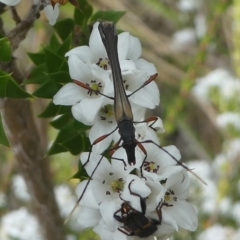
[99,105,115,123]
[143,161,159,173]
[86,80,103,96]
[164,189,177,207]
[123,79,130,90]
[97,58,109,70]
[111,178,124,193]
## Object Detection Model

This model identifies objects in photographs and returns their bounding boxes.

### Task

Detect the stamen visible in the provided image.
[143,161,159,173]
[111,178,124,192]
[97,58,109,70]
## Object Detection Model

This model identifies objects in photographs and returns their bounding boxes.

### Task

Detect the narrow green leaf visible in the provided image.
[72,119,91,131]
[48,143,68,155]
[44,48,66,73]
[74,7,86,26]
[0,114,10,147]
[0,71,31,98]
[57,35,72,57]
[48,71,71,84]
[49,33,61,52]
[71,167,88,180]
[90,11,125,24]
[82,2,93,20]
[48,126,78,155]
[54,19,75,41]
[0,37,12,62]
[24,64,48,85]
[50,113,72,129]
[33,80,59,98]
[63,134,85,155]
[39,101,71,118]
[28,52,45,65]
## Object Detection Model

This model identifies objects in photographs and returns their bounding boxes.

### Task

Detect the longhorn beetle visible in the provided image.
[74,22,205,180]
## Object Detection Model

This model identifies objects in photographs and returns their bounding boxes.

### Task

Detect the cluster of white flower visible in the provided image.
[0,0,62,25]
[53,22,198,240]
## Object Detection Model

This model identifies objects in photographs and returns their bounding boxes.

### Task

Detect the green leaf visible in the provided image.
[90,11,125,24]
[48,143,68,155]
[48,71,71,84]
[50,113,90,131]
[71,167,88,180]
[48,126,80,155]
[33,80,59,98]
[24,64,48,85]
[0,37,12,62]
[49,33,61,52]
[44,48,66,73]
[81,2,93,20]
[74,0,93,25]
[74,7,86,26]
[54,19,75,41]
[62,134,85,155]
[0,114,10,147]
[50,113,72,129]
[39,101,71,118]
[57,35,72,57]
[0,71,31,98]
[72,119,90,131]
[28,52,45,65]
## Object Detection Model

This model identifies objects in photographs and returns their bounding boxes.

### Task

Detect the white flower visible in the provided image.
[76,152,130,207]
[197,224,235,240]
[43,3,60,26]
[216,112,240,131]
[53,65,113,124]
[158,170,198,231]
[59,21,159,114]
[112,123,182,178]
[89,102,146,154]
[192,68,240,102]
[0,0,20,6]
[12,174,31,202]
[0,207,43,240]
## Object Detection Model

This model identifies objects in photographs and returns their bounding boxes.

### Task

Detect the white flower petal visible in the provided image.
[144,80,160,106]
[53,83,84,105]
[121,175,150,212]
[75,180,99,208]
[158,166,184,181]
[135,58,157,76]
[168,200,198,231]
[43,4,60,26]
[147,117,165,133]
[118,32,130,60]
[89,22,107,62]
[67,55,92,81]
[93,219,116,240]
[79,97,103,122]
[154,223,176,238]
[162,208,178,231]
[126,35,142,61]
[129,87,156,109]
[100,199,120,231]
[77,206,101,229]
[80,152,113,182]
[72,103,94,125]
[89,121,116,154]
[65,46,93,64]
[1,0,20,6]
[120,60,136,74]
